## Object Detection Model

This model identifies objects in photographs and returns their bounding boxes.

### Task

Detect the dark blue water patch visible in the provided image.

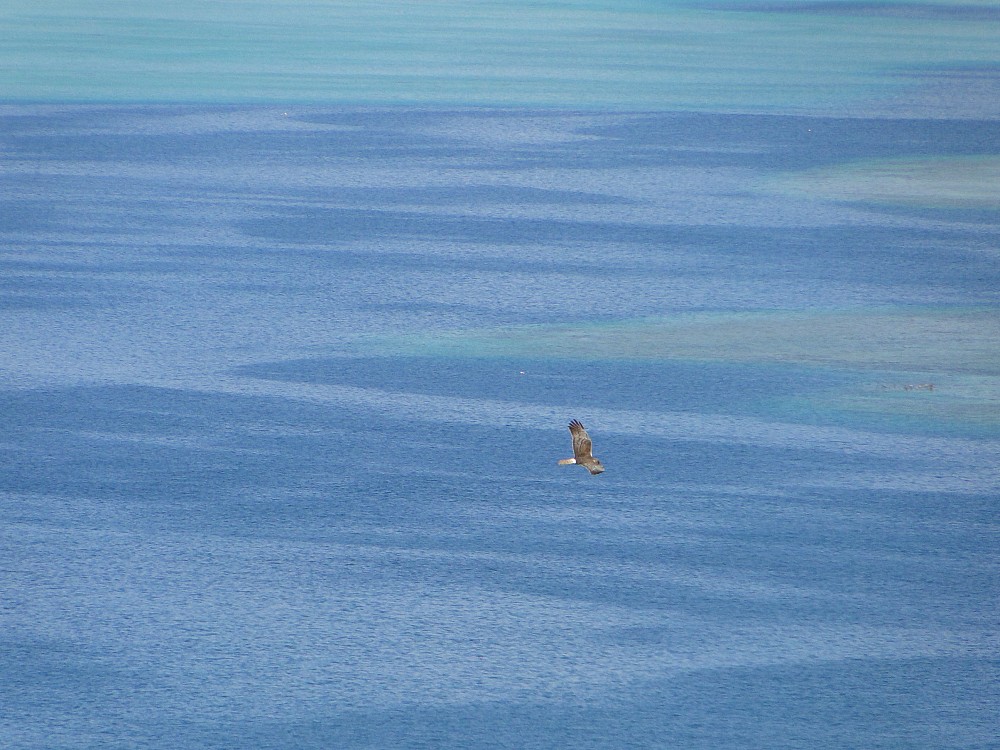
[5,108,999,177]
[0,132,216,165]
[238,206,998,301]
[0,254,205,277]
[1,174,192,242]
[0,385,341,515]
[298,107,514,130]
[0,126,364,163]
[240,205,673,249]
[0,198,60,233]
[0,104,215,134]
[0,268,134,311]
[0,124,477,167]
[286,184,634,208]
[0,637,143,717]
[0,382,874,529]
[0,109,955,180]
[0,294,90,311]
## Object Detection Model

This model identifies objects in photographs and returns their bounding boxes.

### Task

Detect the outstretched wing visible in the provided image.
[568,419,594,462]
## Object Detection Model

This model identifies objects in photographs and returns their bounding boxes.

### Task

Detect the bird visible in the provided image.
[558,419,605,475]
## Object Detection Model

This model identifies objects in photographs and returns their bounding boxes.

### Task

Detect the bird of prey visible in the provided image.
[558,419,605,475]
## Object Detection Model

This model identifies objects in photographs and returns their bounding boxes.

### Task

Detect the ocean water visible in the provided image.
[3,0,1000,114]
[3,103,997,750]
[2,3,1000,750]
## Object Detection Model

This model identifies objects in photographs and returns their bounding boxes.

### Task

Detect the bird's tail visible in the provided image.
[557,458,577,465]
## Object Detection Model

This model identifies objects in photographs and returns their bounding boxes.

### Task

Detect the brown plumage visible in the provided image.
[557,419,605,475]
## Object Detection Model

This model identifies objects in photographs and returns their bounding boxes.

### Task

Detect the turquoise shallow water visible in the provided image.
[2,3,999,749]
[2,0,999,113]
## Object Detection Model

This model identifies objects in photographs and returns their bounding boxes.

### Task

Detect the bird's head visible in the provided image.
[589,459,605,475]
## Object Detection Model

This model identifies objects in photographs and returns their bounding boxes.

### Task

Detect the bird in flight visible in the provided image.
[558,420,605,475]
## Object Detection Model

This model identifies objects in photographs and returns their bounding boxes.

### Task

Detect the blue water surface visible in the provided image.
[1,102,997,749]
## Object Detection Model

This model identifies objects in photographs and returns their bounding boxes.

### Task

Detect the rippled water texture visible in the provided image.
[1,0,998,113]
[2,2,999,748]
[2,103,998,750]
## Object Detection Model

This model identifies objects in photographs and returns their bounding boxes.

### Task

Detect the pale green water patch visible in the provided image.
[796,376,1000,437]
[766,156,1000,210]
[371,308,1000,433]
[382,308,999,373]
